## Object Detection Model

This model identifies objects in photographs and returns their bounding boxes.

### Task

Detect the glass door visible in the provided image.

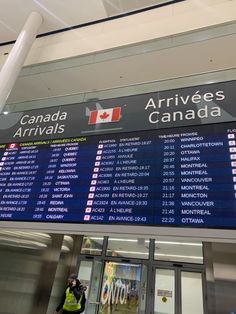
[154,268,175,314]
[181,271,204,314]
[154,267,205,314]
[99,261,143,314]
[78,259,147,314]
[78,260,103,314]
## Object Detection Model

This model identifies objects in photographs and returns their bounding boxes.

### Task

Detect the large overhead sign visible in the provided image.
[0,80,236,229]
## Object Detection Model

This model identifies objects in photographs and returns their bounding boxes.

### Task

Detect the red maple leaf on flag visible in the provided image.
[100,112,109,120]
[88,107,121,124]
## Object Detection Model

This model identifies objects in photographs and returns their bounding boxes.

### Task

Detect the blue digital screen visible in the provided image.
[0,122,236,228]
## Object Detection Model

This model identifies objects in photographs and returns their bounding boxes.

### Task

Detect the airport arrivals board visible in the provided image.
[0,121,236,228]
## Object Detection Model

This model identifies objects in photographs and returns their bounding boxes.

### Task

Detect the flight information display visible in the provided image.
[0,121,236,228]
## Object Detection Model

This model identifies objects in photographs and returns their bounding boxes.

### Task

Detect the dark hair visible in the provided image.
[68,273,77,280]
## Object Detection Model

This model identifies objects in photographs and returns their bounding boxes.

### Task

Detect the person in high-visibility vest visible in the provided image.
[54,273,86,314]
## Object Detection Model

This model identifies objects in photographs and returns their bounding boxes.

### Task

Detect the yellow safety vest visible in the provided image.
[63,287,83,312]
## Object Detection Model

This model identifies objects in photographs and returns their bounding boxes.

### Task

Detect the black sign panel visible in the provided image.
[0,121,236,228]
[0,80,235,143]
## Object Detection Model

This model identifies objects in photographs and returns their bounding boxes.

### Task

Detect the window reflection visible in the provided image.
[81,236,104,255]
[155,239,203,264]
[62,235,73,252]
[100,261,142,314]
[0,230,51,250]
[107,238,149,259]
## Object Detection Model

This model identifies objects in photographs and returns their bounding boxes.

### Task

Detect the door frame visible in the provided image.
[78,255,149,313]
[76,237,206,314]
[151,261,206,314]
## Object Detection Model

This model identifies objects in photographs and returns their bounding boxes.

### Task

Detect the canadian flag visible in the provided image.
[88,107,121,125]
[8,143,17,149]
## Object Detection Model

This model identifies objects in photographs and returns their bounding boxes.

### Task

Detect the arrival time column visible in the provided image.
[157,135,178,225]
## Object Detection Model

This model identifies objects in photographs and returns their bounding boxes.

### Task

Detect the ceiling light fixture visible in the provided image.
[156,241,202,246]
[155,253,203,260]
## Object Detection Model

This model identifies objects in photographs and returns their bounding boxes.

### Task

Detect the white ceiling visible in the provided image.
[0,0,235,109]
[0,0,165,43]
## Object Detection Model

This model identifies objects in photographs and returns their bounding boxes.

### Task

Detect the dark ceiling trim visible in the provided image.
[0,0,184,47]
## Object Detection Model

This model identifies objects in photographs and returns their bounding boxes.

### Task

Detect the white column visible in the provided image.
[0,11,43,113]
